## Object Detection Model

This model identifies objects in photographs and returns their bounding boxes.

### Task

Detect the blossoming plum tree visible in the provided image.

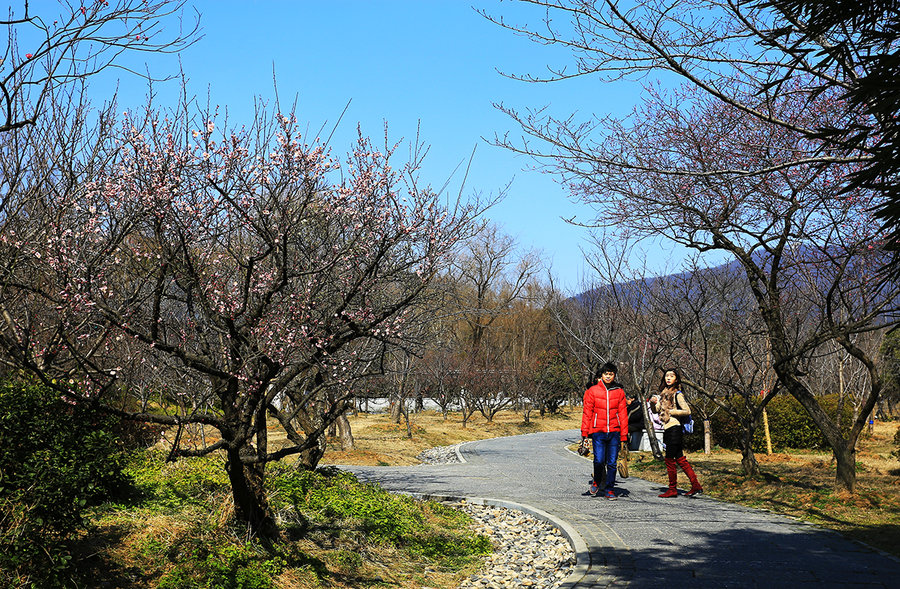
[0,102,489,536]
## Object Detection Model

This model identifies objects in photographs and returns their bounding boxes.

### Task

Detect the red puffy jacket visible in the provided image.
[581,380,628,441]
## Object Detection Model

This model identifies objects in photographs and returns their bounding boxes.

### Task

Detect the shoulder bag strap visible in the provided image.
[675,392,690,414]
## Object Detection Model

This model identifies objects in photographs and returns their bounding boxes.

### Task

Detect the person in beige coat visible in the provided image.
[652,368,703,497]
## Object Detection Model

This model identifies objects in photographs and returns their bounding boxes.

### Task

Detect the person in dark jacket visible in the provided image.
[627,394,644,431]
[581,362,629,500]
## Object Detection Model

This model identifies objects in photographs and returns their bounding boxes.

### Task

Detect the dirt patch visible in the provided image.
[757,453,795,463]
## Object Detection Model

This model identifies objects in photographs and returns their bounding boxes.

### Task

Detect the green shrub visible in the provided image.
[757,394,853,451]
[157,540,284,589]
[703,394,856,452]
[705,394,854,452]
[126,450,229,508]
[708,407,746,450]
[0,378,131,587]
[269,466,491,566]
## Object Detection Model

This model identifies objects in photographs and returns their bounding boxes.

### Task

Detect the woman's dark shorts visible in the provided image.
[663,425,684,459]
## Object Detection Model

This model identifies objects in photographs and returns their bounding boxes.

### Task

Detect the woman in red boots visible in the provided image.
[653,368,703,498]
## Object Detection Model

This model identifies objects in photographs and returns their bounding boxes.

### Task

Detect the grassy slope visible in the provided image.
[79,457,491,589]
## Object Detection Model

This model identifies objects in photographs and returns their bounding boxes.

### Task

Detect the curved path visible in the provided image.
[343,429,900,589]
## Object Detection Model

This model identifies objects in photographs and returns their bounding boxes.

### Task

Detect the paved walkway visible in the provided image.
[343,429,900,588]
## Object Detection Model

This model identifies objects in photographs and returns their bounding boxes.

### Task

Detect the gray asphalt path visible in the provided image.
[343,429,900,588]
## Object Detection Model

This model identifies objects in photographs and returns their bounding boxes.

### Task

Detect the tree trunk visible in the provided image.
[703,418,712,454]
[740,448,760,477]
[390,397,402,423]
[782,376,859,492]
[739,429,760,477]
[833,442,857,493]
[336,412,354,451]
[639,394,663,459]
[298,433,326,470]
[403,403,413,439]
[461,402,472,428]
[225,447,279,540]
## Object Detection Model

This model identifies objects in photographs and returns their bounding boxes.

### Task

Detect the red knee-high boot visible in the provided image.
[658,458,679,497]
[676,456,703,496]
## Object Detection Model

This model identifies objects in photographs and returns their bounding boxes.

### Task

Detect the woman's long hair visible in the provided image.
[657,368,682,392]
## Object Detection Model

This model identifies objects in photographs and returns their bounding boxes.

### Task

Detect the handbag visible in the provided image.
[617,444,629,478]
[676,394,694,434]
[577,437,591,456]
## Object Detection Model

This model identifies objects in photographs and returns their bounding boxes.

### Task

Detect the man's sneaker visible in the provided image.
[605,490,617,500]
[686,486,703,497]
[589,480,600,496]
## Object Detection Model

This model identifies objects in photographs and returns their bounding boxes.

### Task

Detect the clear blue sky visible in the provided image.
[98,0,679,292]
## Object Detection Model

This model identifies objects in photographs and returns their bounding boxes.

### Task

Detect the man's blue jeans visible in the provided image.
[591,432,620,491]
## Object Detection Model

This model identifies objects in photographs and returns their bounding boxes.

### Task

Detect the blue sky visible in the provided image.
[96,0,678,291]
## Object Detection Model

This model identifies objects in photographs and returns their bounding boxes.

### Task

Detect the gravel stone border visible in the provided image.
[414,445,578,588]
[417,443,464,464]
[454,501,576,589]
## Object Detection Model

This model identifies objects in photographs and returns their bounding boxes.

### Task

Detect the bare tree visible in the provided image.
[531,348,578,417]
[661,259,778,475]
[483,0,871,169]
[419,346,462,418]
[443,224,545,424]
[456,361,483,429]
[754,0,900,272]
[493,60,897,491]
[0,1,197,134]
[462,348,516,423]
[450,223,542,352]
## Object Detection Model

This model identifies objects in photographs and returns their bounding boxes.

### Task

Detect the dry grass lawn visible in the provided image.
[315,407,582,466]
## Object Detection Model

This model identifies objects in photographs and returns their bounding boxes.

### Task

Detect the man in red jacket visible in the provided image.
[581,362,629,500]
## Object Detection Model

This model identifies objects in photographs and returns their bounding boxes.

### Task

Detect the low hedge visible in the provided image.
[705,394,854,451]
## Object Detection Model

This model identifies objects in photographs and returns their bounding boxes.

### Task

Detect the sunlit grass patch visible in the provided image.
[77,452,491,588]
